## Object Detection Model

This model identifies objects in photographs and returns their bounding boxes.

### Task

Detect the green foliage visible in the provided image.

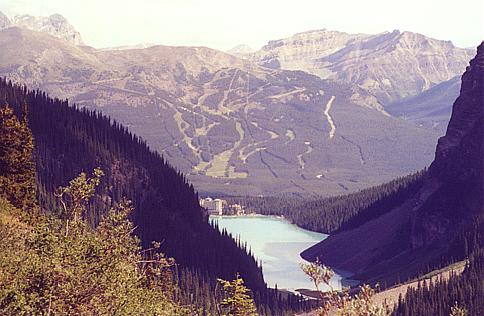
[218,274,258,316]
[450,303,468,316]
[0,103,37,211]
[300,261,390,316]
[55,167,104,235]
[0,169,187,315]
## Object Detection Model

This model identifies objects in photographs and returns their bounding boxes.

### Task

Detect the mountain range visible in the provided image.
[248,29,474,104]
[0,13,472,196]
[0,9,481,315]
[302,43,483,284]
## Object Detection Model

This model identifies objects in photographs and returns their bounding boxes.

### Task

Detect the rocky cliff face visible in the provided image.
[409,42,484,249]
[430,44,483,184]
[0,11,11,29]
[251,29,474,104]
[0,12,83,45]
[302,42,483,284]
[252,29,368,77]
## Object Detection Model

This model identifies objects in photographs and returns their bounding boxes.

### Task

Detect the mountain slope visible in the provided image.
[0,78,270,299]
[0,27,441,196]
[252,29,474,104]
[227,44,255,58]
[386,75,461,134]
[302,42,484,284]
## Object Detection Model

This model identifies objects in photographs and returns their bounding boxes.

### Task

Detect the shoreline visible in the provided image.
[209,213,286,219]
[211,214,358,292]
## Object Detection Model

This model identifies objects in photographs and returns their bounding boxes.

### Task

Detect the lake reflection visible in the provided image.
[210,215,344,292]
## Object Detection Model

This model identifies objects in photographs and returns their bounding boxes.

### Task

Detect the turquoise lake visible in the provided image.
[210,215,345,292]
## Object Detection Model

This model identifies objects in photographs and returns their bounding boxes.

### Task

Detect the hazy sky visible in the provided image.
[0,0,482,50]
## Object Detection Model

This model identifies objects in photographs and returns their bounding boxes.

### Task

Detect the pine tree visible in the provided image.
[0,103,37,210]
[218,274,259,316]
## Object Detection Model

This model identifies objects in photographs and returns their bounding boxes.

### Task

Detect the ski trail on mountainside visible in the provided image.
[324,96,336,139]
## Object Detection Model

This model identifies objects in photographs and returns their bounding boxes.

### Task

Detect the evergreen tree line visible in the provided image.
[229,171,482,292]
[0,102,37,211]
[0,78,307,315]
[228,170,427,234]
[393,245,484,316]
[0,108,186,314]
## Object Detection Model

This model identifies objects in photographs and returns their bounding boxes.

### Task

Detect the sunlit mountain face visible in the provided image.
[0,23,458,196]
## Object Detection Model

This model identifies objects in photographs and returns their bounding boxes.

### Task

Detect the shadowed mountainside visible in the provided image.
[302,42,484,285]
[386,75,461,134]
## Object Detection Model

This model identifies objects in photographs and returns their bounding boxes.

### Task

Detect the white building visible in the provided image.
[228,203,244,215]
[200,197,224,215]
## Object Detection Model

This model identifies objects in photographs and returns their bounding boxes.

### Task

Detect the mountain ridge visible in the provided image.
[0,11,83,45]
[251,28,474,104]
[0,26,442,196]
[386,75,461,134]
[301,42,484,284]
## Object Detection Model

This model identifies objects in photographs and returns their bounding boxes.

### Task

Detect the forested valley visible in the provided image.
[0,78,308,315]
[227,170,427,234]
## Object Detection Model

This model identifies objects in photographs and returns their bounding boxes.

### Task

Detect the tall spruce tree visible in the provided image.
[0,103,37,210]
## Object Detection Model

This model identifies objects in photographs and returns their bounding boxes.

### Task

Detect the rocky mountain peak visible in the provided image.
[227,44,254,58]
[251,28,474,104]
[10,13,83,45]
[258,28,367,55]
[48,13,68,28]
[0,11,11,29]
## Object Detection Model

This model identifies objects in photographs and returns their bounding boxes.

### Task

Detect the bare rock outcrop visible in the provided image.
[0,11,83,45]
[251,29,475,104]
